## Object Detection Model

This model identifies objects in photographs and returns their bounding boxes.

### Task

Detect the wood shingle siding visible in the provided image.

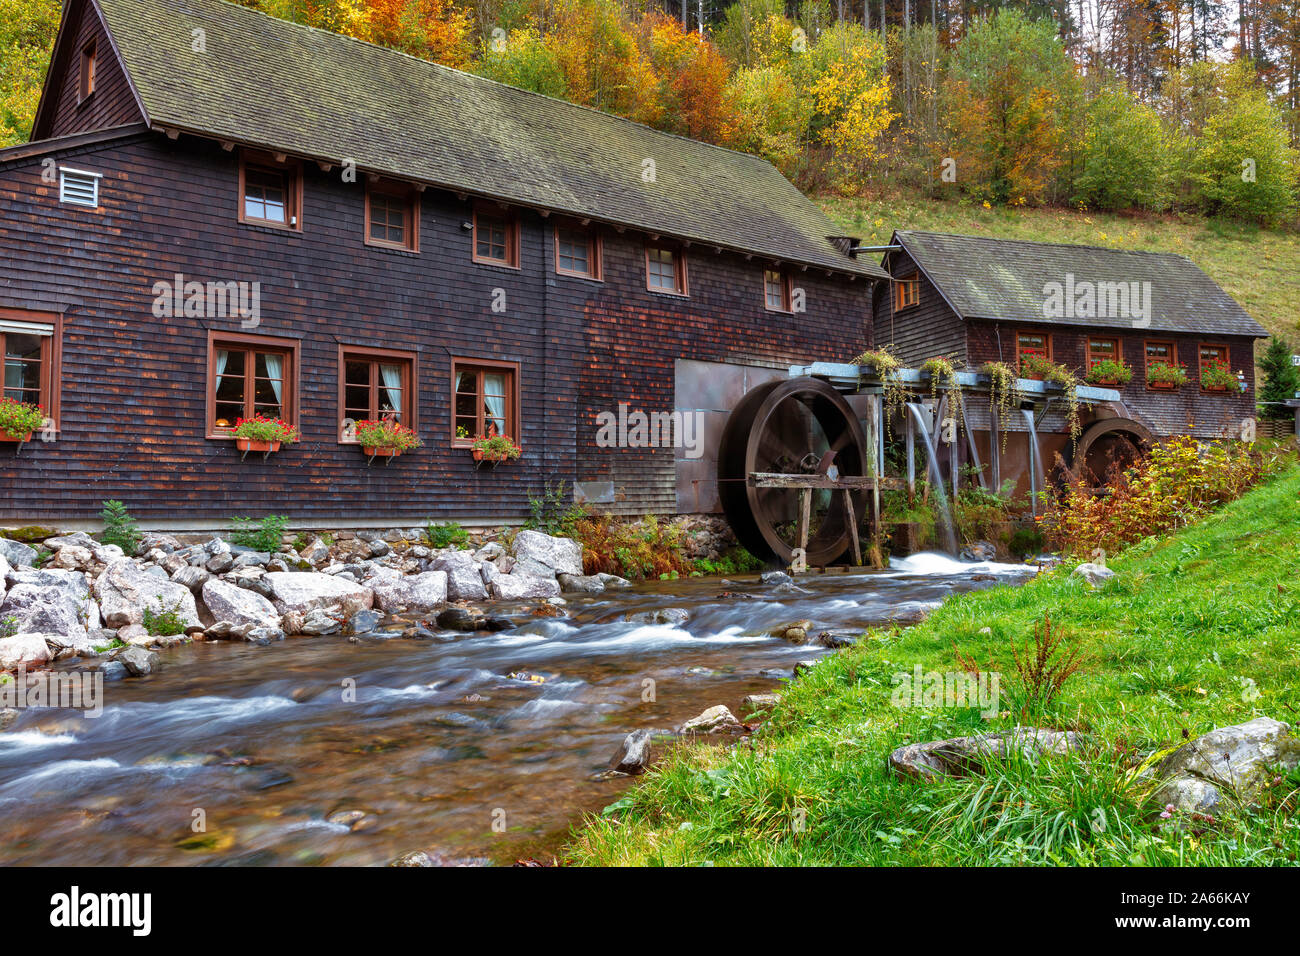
[0,134,872,524]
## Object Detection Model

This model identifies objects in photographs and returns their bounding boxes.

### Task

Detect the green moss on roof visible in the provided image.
[91,0,884,278]
[895,230,1267,337]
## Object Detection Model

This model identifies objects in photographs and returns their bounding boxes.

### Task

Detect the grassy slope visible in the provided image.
[818,194,1300,363]
[570,467,1300,866]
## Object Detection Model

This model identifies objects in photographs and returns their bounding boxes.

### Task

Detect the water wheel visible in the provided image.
[1067,418,1153,488]
[718,377,871,567]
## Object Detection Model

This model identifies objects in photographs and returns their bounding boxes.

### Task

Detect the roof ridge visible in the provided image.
[898,229,1192,261]
[195,0,784,172]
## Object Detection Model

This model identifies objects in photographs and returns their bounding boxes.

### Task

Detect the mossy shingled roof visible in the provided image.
[894,231,1266,337]
[91,0,883,278]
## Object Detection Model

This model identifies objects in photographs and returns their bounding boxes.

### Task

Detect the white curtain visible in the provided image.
[483,373,506,435]
[215,349,229,386]
[380,363,403,418]
[262,353,283,407]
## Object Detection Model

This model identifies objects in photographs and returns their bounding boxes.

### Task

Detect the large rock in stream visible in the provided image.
[202,578,282,631]
[0,633,52,669]
[510,530,583,577]
[366,568,448,614]
[427,551,488,602]
[0,582,99,650]
[263,571,374,618]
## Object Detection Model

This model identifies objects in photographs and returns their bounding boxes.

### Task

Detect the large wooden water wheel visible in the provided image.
[717,377,871,567]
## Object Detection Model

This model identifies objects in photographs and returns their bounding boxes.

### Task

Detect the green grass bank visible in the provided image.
[570,466,1300,866]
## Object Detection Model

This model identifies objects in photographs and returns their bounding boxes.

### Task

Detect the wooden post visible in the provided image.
[843,488,862,566]
[798,488,811,556]
[905,410,916,497]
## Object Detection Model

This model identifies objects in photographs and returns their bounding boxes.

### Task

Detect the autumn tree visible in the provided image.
[943,8,1083,205]
[646,14,738,144]
[0,0,60,146]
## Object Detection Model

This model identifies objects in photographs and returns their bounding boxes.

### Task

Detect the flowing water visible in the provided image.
[0,556,1033,866]
[905,402,959,554]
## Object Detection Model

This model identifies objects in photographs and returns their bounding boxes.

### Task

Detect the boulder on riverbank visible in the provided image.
[888,727,1083,782]
[0,633,52,669]
[264,571,374,618]
[1147,717,1300,815]
[202,578,282,631]
[680,705,743,735]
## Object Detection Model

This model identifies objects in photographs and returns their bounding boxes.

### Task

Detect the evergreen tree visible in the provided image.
[1259,335,1300,418]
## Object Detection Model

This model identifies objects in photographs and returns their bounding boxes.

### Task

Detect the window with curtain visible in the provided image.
[764,270,792,312]
[1016,332,1050,368]
[0,312,58,425]
[210,341,293,432]
[1086,337,1119,370]
[2,331,45,406]
[453,361,517,444]
[341,350,415,438]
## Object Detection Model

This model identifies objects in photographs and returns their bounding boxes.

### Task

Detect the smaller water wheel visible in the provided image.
[718,377,871,567]
[1068,418,1153,487]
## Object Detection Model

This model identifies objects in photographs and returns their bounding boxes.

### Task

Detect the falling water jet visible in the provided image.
[905,402,958,554]
[1022,407,1045,518]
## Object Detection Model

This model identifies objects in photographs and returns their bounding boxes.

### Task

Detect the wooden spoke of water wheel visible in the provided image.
[717,377,870,567]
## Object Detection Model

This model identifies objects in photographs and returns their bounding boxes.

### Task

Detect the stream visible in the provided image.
[0,554,1033,866]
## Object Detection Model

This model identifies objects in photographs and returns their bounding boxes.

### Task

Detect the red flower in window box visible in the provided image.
[356,419,420,458]
[231,416,299,455]
[1199,361,1237,392]
[0,398,46,443]
[1147,362,1188,390]
[470,434,522,463]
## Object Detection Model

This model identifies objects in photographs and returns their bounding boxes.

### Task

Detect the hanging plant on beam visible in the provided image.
[920,356,964,436]
[981,361,1020,454]
[1021,354,1083,443]
[851,347,906,440]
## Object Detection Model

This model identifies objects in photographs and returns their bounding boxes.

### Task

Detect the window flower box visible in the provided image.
[1146,363,1188,390]
[1085,359,1133,387]
[469,434,521,465]
[231,416,299,459]
[356,418,420,465]
[0,398,46,445]
[1200,362,1238,393]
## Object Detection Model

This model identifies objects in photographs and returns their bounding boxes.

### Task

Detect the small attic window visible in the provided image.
[79,41,96,103]
[59,167,102,208]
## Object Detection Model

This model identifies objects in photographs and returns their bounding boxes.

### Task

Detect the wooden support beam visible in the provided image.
[798,488,811,557]
[749,473,884,490]
[842,488,861,567]
[905,412,916,496]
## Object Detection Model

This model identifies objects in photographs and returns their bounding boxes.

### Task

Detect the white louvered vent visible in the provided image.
[59,167,101,208]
